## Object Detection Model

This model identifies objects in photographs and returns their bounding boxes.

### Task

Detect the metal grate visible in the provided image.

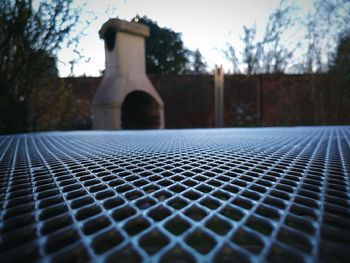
[0,127,350,262]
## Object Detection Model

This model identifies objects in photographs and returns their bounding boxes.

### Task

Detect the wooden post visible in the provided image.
[214,65,224,128]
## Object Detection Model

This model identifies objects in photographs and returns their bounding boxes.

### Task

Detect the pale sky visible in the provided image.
[57,0,314,77]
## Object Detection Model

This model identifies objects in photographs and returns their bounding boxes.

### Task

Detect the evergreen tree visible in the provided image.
[132,16,190,74]
[191,49,207,74]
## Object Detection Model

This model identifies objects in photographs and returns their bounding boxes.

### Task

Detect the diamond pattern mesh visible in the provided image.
[0,127,350,262]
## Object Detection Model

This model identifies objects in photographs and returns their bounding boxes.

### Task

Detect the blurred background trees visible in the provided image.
[224,0,350,75]
[224,0,298,75]
[0,0,80,134]
[307,0,350,124]
[223,0,350,124]
[1,0,349,134]
[331,34,350,82]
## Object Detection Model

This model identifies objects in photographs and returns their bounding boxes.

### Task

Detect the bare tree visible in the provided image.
[303,0,350,73]
[223,0,297,74]
[242,24,260,75]
[259,0,297,73]
[223,44,240,74]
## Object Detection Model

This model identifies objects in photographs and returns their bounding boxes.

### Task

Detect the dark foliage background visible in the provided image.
[0,0,80,134]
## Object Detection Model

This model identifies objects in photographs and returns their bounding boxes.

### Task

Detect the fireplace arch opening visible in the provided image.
[121,91,161,129]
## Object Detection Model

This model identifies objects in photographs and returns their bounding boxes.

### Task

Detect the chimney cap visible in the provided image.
[99,18,150,39]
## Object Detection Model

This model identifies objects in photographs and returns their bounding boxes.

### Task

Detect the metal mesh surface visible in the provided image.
[0,127,350,262]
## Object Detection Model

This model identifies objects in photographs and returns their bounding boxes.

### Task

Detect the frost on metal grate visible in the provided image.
[0,127,350,262]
